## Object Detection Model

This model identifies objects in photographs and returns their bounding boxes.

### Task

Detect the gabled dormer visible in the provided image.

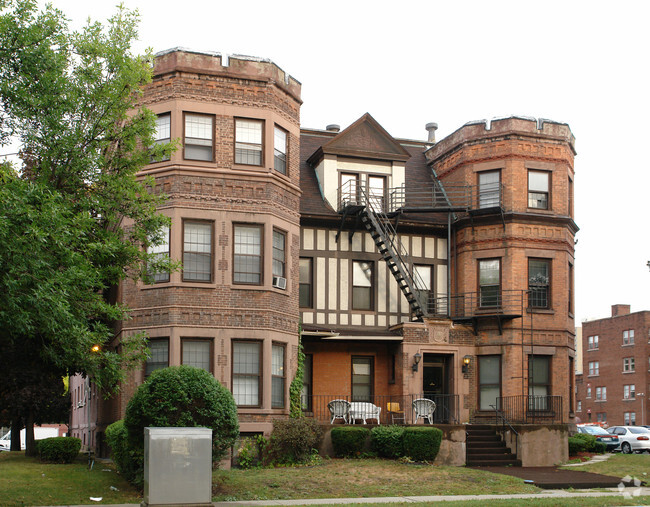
[306,113,411,212]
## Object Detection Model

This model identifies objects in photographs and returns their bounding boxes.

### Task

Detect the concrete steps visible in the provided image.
[466,424,521,467]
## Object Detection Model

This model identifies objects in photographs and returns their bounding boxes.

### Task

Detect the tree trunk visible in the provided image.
[24,411,37,457]
[10,419,22,451]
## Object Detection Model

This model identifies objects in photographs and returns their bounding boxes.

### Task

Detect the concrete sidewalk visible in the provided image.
[39,487,650,506]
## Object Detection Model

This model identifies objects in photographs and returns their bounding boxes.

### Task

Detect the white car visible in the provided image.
[607,426,650,454]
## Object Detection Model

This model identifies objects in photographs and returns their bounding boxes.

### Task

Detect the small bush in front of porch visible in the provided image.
[331,427,370,457]
[371,425,405,458]
[568,436,587,456]
[402,427,442,462]
[265,417,324,465]
[37,437,81,463]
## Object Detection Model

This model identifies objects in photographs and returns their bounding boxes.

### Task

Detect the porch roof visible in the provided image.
[301,328,402,341]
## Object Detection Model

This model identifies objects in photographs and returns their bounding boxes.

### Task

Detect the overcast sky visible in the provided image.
[29,0,650,323]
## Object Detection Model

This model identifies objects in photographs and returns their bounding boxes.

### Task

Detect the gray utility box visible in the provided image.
[143,427,212,507]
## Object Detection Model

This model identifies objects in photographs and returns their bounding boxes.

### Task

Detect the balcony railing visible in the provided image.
[337,181,506,215]
[495,395,563,424]
[427,290,526,319]
[301,394,459,425]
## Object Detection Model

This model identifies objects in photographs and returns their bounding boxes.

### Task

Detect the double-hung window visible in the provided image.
[274,126,287,174]
[624,412,636,425]
[299,258,313,308]
[595,386,606,401]
[479,355,501,411]
[368,175,386,212]
[145,338,169,377]
[528,259,550,309]
[624,384,635,399]
[479,259,500,307]
[528,356,551,410]
[528,170,550,209]
[340,173,359,207]
[352,260,373,310]
[153,113,170,161]
[272,230,286,282]
[148,225,170,283]
[588,361,599,376]
[623,330,634,345]
[183,221,212,282]
[232,341,261,407]
[234,225,262,284]
[235,119,263,165]
[623,357,635,372]
[184,113,213,161]
[478,170,500,208]
[182,339,211,373]
[413,264,433,314]
[351,356,373,402]
[271,344,285,408]
[588,335,599,350]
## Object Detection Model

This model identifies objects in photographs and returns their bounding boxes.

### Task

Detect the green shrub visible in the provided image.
[265,418,324,465]
[330,426,370,457]
[37,437,81,463]
[124,365,239,487]
[105,420,139,482]
[568,436,587,456]
[573,432,597,450]
[402,427,442,462]
[371,425,405,458]
[592,441,607,454]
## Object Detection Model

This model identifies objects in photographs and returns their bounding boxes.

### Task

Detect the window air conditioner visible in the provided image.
[272,276,287,290]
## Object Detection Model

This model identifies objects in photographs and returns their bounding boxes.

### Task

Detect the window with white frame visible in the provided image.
[595,386,606,400]
[586,386,592,398]
[274,126,287,174]
[528,258,550,309]
[588,361,599,376]
[232,341,261,407]
[479,258,501,307]
[623,329,635,345]
[587,335,599,350]
[271,344,285,408]
[528,170,550,209]
[623,357,635,372]
[147,225,170,283]
[299,258,312,308]
[414,264,433,314]
[234,224,262,284]
[153,113,170,161]
[235,118,263,165]
[184,113,213,161]
[577,401,582,412]
[624,384,636,399]
[182,339,211,372]
[183,221,212,282]
[479,170,501,208]
[272,230,286,280]
[624,412,636,425]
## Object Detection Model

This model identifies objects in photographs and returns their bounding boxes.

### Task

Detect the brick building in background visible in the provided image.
[576,305,650,426]
[69,49,579,465]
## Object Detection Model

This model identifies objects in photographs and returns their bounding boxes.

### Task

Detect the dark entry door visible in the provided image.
[422,354,452,423]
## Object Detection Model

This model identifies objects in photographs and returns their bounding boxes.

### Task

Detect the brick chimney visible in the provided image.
[611,304,631,317]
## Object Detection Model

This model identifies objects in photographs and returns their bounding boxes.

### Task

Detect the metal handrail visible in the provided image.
[490,403,519,458]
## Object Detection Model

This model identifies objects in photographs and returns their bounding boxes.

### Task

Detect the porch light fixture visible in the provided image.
[412,352,422,372]
[462,355,472,373]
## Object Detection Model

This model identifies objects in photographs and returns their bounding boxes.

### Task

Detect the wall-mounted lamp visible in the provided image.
[462,355,472,373]
[412,352,422,372]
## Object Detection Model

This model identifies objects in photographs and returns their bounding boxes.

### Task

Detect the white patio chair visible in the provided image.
[412,398,436,424]
[327,399,350,424]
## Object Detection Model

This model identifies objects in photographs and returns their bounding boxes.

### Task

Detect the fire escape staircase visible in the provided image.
[361,206,426,320]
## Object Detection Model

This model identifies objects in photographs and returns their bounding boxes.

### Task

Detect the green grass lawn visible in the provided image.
[0,451,141,507]
[560,453,649,483]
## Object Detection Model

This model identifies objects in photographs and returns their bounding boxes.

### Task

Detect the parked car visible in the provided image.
[576,424,619,451]
[0,426,60,451]
[607,426,650,454]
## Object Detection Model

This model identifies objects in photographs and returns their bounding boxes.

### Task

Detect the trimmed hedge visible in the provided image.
[371,425,405,458]
[402,427,442,462]
[124,366,239,487]
[37,437,81,463]
[568,436,587,455]
[331,426,370,457]
[105,420,138,482]
[265,418,324,465]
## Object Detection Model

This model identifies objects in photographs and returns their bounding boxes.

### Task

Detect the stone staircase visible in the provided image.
[466,424,521,467]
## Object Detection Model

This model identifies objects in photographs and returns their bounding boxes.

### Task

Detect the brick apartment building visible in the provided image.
[576,305,650,426]
[69,49,578,463]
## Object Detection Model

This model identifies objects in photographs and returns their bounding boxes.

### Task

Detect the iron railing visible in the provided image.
[337,181,507,214]
[301,394,459,425]
[490,403,519,458]
[495,395,563,424]
[429,290,526,319]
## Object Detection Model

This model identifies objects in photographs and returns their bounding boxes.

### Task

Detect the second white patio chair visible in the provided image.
[412,398,436,424]
[327,399,350,424]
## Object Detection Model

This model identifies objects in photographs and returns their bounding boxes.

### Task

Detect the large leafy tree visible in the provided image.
[0,1,174,454]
